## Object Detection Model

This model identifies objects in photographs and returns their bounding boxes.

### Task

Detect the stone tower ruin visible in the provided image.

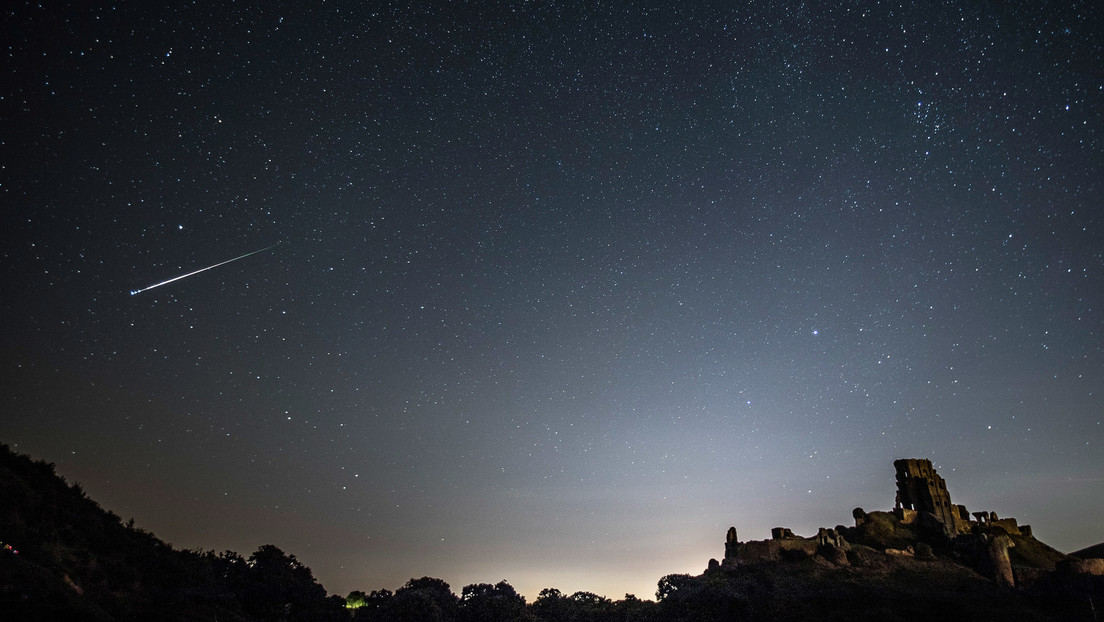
[893,458,970,533]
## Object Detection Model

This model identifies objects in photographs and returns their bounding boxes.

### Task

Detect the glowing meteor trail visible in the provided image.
[130,244,278,295]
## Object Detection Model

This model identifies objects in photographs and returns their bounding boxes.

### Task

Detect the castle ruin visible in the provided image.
[892,458,1024,537]
[720,458,1029,574]
[893,458,972,534]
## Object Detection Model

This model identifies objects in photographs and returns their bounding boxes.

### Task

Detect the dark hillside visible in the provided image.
[1071,542,1104,559]
[653,553,1100,622]
[0,443,343,621]
[0,443,237,619]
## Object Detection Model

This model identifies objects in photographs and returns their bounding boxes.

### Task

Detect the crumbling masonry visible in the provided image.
[720,458,1028,580]
[892,458,1025,537]
[893,458,972,534]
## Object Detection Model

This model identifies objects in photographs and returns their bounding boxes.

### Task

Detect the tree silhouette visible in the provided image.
[226,544,343,621]
[383,576,458,622]
[655,574,695,601]
[532,587,570,620]
[459,580,532,622]
[612,593,656,622]
[350,588,394,621]
[346,589,369,608]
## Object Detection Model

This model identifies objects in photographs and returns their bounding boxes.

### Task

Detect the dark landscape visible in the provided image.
[3,443,1101,621]
[3,1,1102,618]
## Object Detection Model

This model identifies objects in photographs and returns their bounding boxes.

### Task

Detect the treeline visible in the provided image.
[343,577,659,622]
[0,440,797,621]
[1,442,669,621]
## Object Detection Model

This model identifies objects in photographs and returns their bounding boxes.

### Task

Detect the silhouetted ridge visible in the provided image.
[1072,542,1104,560]
[3,444,1102,621]
[0,443,345,621]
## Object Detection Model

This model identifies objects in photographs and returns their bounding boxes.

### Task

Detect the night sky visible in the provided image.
[3,0,1102,601]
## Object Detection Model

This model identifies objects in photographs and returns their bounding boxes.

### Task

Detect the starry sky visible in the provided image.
[2,0,1102,602]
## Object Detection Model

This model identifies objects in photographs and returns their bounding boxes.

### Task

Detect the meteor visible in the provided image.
[130,243,279,295]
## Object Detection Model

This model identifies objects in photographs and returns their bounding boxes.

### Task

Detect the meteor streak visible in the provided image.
[130,244,278,295]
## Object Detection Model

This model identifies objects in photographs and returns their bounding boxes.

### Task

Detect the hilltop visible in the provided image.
[702,458,1103,620]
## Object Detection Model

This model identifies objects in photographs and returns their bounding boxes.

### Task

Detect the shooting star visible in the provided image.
[130,243,279,295]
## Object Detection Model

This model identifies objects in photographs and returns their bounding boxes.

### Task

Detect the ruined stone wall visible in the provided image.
[779,539,820,557]
[737,539,781,563]
[724,527,739,562]
[894,458,966,532]
[986,518,1021,536]
[894,507,918,524]
[726,532,823,564]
